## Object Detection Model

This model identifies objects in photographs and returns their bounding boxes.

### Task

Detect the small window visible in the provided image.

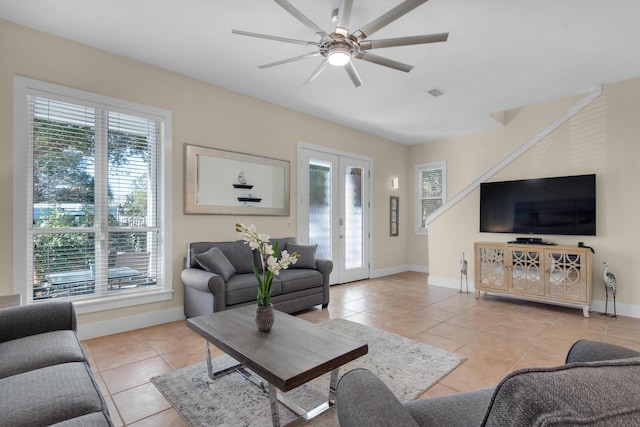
[415,161,446,233]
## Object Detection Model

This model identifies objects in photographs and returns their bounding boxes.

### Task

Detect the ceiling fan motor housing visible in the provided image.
[320,34,359,65]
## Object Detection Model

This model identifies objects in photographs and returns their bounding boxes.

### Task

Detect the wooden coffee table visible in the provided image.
[187,305,368,426]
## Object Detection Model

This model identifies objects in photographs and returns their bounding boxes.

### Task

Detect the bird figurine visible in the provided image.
[602,261,617,318]
[237,171,247,185]
[459,252,469,294]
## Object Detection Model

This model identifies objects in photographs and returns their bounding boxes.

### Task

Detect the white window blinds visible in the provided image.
[28,95,164,302]
[415,161,446,231]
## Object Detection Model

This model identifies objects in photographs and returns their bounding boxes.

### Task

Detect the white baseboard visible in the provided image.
[408,265,429,274]
[77,306,186,340]
[370,265,429,279]
[370,265,409,278]
[589,299,639,319]
[428,275,475,292]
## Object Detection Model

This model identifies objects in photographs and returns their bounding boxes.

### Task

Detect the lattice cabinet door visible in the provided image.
[507,247,545,296]
[475,244,507,292]
[544,249,590,303]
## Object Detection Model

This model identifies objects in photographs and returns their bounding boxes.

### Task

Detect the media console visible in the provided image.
[474,242,593,317]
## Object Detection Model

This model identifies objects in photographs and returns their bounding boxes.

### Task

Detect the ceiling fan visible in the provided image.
[232,0,448,87]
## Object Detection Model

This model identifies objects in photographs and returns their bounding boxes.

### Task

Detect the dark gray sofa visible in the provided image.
[181,238,333,318]
[337,340,640,426]
[0,301,112,426]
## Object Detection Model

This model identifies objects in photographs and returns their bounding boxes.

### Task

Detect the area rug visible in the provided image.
[151,318,465,426]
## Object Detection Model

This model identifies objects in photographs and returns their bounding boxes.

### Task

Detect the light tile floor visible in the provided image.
[82,272,640,426]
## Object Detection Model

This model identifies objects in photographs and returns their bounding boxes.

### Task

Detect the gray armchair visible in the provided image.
[336,340,640,426]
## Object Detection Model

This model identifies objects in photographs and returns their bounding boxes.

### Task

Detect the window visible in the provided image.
[13,77,172,312]
[415,161,446,234]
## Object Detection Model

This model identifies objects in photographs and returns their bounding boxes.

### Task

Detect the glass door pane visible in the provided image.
[308,161,332,260]
[344,166,363,270]
[339,156,369,283]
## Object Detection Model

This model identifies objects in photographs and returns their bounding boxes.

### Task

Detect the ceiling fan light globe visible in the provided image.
[328,52,350,66]
[328,50,350,66]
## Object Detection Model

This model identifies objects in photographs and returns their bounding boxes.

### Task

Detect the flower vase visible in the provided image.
[255,304,274,332]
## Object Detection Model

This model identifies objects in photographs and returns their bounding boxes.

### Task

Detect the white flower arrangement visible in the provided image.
[236,223,300,307]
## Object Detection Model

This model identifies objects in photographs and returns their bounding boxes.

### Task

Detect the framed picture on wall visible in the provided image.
[390,196,399,236]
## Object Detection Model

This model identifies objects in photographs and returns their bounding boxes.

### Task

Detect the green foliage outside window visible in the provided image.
[32,116,152,286]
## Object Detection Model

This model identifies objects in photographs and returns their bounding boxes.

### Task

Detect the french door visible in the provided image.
[298,146,370,284]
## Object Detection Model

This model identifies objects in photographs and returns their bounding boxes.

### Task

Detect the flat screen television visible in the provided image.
[479,174,596,236]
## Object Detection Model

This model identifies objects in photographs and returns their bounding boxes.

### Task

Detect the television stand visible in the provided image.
[474,242,593,317]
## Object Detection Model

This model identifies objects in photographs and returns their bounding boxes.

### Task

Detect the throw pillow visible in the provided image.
[287,243,318,269]
[194,247,236,281]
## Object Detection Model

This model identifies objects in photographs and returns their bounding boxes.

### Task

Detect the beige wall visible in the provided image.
[5,17,637,324]
[408,78,640,317]
[0,19,410,328]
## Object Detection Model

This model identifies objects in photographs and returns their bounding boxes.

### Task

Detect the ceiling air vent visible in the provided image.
[427,87,446,97]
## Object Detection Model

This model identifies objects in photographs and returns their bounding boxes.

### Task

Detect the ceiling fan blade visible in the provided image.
[258,52,321,69]
[359,32,448,50]
[355,51,413,72]
[273,0,328,38]
[344,61,363,88]
[353,0,429,41]
[232,29,319,46]
[335,0,354,36]
[304,59,330,85]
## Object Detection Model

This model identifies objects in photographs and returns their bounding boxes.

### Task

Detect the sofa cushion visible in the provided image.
[275,269,323,293]
[225,274,283,306]
[566,339,640,363]
[0,362,109,427]
[287,243,317,269]
[481,357,640,426]
[337,368,420,427]
[190,241,255,274]
[194,247,236,281]
[405,387,494,426]
[218,241,256,274]
[0,301,77,343]
[50,412,112,426]
[0,330,86,379]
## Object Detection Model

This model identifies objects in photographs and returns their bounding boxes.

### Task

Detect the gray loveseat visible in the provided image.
[0,301,112,426]
[182,238,333,318]
[337,340,640,426]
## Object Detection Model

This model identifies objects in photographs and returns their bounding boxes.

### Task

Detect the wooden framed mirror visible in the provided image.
[184,144,290,216]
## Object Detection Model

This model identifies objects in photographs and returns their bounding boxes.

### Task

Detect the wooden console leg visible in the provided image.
[582,306,590,318]
[475,289,480,299]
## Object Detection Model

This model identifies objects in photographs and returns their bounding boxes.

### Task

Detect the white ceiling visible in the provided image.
[2,0,640,145]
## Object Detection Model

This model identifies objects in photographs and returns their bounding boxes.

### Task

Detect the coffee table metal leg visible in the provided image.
[205,340,213,378]
[273,368,339,425]
[268,383,281,427]
[203,339,339,426]
[329,367,339,404]
[204,339,249,381]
